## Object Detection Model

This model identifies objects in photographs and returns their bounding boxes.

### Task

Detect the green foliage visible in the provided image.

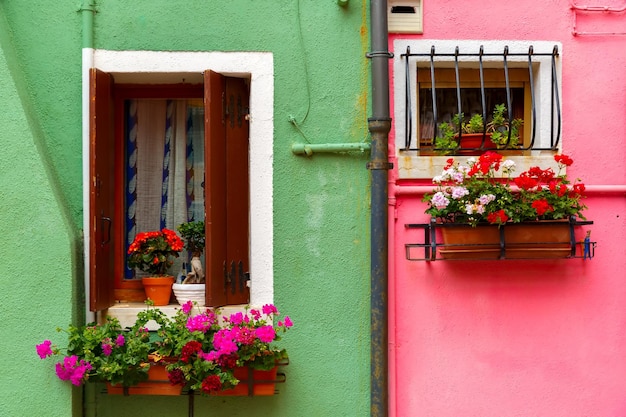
[434,116,460,154]
[463,113,485,134]
[487,103,523,148]
[59,316,152,386]
[177,221,205,254]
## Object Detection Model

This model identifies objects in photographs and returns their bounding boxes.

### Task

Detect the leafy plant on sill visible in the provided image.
[434,113,462,154]
[177,221,205,256]
[433,104,524,153]
[462,112,485,134]
[177,221,205,284]
[423,152,587,227]
[37,302,293,395]
[487,103,523,148]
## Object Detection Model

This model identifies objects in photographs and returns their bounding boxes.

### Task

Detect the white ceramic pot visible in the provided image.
[172,283,206,307]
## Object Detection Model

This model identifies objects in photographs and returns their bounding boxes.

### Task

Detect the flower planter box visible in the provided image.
[107,362,182,396]
[439,220,573,260]
[213,365,285,397]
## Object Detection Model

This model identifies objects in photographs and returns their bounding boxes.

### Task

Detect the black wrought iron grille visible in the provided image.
[401,45,561,153]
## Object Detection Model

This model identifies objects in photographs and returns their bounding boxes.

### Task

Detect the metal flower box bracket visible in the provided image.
[405,217,596,261]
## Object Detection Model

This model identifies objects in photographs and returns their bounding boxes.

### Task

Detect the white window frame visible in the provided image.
[82,50,274,322]
[392,39,563,179]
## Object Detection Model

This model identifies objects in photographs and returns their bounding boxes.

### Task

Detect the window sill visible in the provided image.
[106,302,251,330]
[396,152,560,180]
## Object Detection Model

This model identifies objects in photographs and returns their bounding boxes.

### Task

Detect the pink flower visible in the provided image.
[70,361,92,386]
[229,312,244,325]
[283,316,293,328]
[250,309,261,320]
[186,311,216,333]
[232,326,256,345]
[36,340,53,359]
[262,304,278,316]
[182,301,193,314]
[255,325,276,343]
[55,356,92,386]
[213,329,238,354]
[102,343,113,356]
[200,351,219,362]
[115,334,125,347]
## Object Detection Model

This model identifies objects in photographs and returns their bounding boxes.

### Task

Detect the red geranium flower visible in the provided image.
[532,199,553,216]
[201,375,223,393]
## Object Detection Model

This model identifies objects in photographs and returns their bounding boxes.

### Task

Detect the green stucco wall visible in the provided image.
[1,1,371,416]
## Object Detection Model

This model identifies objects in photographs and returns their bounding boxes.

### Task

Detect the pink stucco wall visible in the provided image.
[389,1,626,416]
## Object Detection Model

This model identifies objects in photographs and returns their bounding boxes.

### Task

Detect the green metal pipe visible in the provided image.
[291,142,371,156]
[80,0,95,49]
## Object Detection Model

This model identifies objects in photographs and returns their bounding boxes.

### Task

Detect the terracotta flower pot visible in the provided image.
[214,366,280,396]
[107,361,182,396]
[141,276,175,306]
[457,132,497,153]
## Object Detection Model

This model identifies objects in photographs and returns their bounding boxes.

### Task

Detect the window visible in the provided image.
[415,68,528,152]
[90,70,249,309]
[85,51,274,313]
[393,40,562,179]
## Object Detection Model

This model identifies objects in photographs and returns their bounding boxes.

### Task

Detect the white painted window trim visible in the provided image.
[82,50,274,322]
[392,39,563,179]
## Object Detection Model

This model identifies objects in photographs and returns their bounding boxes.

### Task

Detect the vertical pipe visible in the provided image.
[80,0,95,323]
[368,1,391,416]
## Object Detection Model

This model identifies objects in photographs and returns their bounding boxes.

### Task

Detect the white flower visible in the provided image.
[451,186,469,199]
[478,194,496,205]
[502,159,516,173]
[431,192,450,209]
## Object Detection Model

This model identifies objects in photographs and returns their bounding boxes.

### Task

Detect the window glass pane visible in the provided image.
[124,99,205,279]
[418,87,524,146]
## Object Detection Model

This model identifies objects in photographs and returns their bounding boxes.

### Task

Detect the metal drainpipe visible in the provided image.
[367,1,392,416]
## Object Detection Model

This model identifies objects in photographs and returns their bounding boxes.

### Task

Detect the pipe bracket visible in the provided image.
[366,51,394,59]
[366,161,394,170]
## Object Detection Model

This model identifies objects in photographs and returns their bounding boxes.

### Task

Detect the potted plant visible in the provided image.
[487,103,523,148]
[161,301,292,396]
[434,104,524,154]
[433,113,461,154]
[173,221,206,306]
[127,228,184,306]
[422,152,590,258]
[35,314,182,395]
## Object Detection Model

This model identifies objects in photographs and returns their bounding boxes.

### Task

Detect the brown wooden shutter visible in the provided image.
[204,71,250,306]
[224,77,250,305]
[89,68,116,311]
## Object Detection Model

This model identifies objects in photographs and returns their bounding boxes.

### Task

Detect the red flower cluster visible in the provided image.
[468,151,503,176]
[127,228,184,275]
[201,375,223,393]
[487,209,509,225]
[181,341,202,363]
[424,152,588,226]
